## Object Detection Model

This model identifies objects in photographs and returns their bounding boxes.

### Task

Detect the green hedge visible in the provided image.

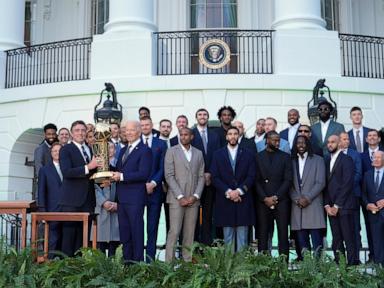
[0,241,383,288]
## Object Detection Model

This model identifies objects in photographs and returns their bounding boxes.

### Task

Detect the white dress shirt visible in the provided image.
[353,126,364,151]
[142,133,153,148]
[320,119,331,142]
[369,146,379,160]
[197,125,209,143]
[72,141,91,174]
[226,144,244,196]
[288,123,300,149]
[53,161,63,181]
[120,138,141,181]
[254,133,265,144]
[298,152,308,179]
[181,144,192,162]
[159,135,171,148]
[330,149,342,172]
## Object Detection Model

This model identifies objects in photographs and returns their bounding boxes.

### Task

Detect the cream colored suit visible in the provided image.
[164,144,205,262]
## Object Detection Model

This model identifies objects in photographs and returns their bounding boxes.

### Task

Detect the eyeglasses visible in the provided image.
[298,130,310,133]
[318,107,330,112]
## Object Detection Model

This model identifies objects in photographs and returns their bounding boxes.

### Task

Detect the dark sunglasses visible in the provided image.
[318,107,330,112]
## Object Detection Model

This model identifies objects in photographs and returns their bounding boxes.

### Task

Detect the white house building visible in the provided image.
[0,0,383,204]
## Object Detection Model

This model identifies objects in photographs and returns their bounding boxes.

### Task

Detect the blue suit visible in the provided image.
[38,162,62,254]
[144,137,167,262]
[362,169,384,265]
[311,120,345,156]
[256,138,290,154]
[170,136,179,147]
[59,142,96,257]
[279,126,298,149]
[192,127,221,245]
[116,141,152,262]
[348,127,370,153]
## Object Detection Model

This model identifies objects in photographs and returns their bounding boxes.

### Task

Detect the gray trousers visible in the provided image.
[165,203,199,262]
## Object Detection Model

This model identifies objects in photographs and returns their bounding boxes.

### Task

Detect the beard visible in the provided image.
[268,144,279,152]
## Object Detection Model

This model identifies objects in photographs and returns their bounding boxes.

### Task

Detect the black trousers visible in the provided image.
[195,185,215,245]
[60,194,93,257]
[329,211,359,265]
[256,199,290,258]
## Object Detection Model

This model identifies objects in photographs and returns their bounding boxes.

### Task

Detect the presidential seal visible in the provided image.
[199,39,231,69]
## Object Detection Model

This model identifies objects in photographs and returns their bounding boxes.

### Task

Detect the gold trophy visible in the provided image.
[90,83,122,183]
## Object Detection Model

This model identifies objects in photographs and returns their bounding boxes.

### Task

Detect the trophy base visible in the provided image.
[90,171,114,184]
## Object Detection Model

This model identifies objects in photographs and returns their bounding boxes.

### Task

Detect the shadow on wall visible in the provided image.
[7,128,44,201]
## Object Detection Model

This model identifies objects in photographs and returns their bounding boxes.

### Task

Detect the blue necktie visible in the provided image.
[375,170,381,193]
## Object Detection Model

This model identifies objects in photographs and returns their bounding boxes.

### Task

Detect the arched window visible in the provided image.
[91,0,109,35]
[190,0,237,29]
[321,0,339,31]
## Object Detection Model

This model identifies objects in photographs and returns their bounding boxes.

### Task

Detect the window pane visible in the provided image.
[206,3,221,28]
[191,4,206,28]
[223,4,237,27]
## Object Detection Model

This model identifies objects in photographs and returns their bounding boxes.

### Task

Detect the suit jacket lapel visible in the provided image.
[301,156,311,185]
[329,153,342,180]
[235,148,243,175]
[50,163,62,184]
[324,121,335,144]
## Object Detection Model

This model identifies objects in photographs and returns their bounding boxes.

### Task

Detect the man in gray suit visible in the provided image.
[164,127,205,262]
[311,100,345,156]
[290,135,326,257]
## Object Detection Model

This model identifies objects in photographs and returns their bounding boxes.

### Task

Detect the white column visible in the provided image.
[91,0,157,78]
[272,0,326,30]
[0,0,25,50]
[0,0,25,89]
[104,0,156,33]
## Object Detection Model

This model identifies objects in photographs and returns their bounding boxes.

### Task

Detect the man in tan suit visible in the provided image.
[165,127,205,262]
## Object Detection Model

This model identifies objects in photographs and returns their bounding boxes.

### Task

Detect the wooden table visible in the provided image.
[30,212,97,262]
[0,201,36,249]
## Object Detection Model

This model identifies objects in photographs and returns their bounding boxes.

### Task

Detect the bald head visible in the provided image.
[232,120,244,137]
[123,120,142,143]
[327,135,340,154]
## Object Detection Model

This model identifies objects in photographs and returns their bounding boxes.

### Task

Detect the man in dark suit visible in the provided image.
[191,108,220,245]
[58,120,100,257]
[138,106,159,137]
[111,121,152,263]
[255,131,292,258]
[38,142,63,257]
[324,135,359,265]
[211,126,256,251]
[311,100,345,156]
[140,117,167,262]
[279,109,300,150]
[362,129,383,175]
[339,132,363,259]
[348,106,370,153]
[215,106,236,147]
[170,115,189,147]
[34,123,58,177]
[362,151,384,265]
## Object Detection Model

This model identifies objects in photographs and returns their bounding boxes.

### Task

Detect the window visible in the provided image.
[24,1,32,46]
[321,0,339,31]
[190,0,237,29]
[91,0,109,35]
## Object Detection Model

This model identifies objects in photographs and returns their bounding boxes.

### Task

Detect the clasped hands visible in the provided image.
[227,190,242,202]
[367,199,384,214]
[178,196,197,207]
[102,200,117,212]
[295,197,310,208]
[264,195,278,208]
[325,205,339,216]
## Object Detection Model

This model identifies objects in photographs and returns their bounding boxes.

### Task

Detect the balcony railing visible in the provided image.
[340,33,384,79]
[155,30,273,75]
[5,37,92,88]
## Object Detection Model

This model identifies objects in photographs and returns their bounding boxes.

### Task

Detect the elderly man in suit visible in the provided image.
[280,109,301,150]
[362,151,384,265]
[140,116,167,262]
[58,120,101,257]
[348,106,370,153]
[311,100,345,156]
[164,127,205,262]
[191,108,220,245]
[211,126,256,251]
[255,131,292,258]
[111,120,153,264]
[38,142,63,257]
[290,135,326,256]
[324,135,359,265]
